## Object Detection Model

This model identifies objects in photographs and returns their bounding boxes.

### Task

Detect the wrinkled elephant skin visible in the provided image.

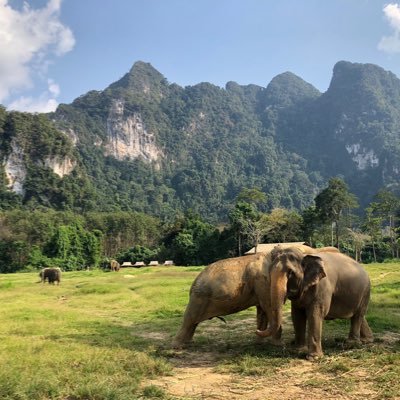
[257,248,373,359]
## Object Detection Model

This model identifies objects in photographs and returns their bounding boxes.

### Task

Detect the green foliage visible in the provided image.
[0,264,397,399]
[2,61,400,220]
[263,208,303,243]
[315,177,359,248]
[163,213,222,265]
[45,222,102,270]
[117,245,158,264]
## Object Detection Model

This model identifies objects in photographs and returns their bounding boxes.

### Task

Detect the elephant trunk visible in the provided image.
[256,266,287,337]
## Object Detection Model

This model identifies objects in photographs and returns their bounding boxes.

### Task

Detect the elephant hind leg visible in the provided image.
[172,321,199,348]
[360,317,374,344]
[346,314,363,345]
[172,297,213,348]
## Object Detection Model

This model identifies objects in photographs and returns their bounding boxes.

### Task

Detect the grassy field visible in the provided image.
[0,263,398,399]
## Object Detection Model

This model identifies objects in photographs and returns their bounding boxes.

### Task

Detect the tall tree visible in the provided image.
[362,204,383,262]
[372,190,400,258]
[315,177,358,249]
[229,188,267,255]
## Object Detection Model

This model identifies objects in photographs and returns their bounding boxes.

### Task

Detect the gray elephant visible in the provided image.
[256,247,373,360]
[172,244,335,348]
[39,267,62,285]
[110,259,120,271]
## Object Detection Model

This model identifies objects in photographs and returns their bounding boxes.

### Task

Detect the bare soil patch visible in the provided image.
[146,349,379,400]
[142,316,399,400]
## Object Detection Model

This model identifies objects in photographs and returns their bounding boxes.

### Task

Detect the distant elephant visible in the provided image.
[172,244,335,348]
[110,259,120,272]
[256,247,373,360]
[39,267,62,285]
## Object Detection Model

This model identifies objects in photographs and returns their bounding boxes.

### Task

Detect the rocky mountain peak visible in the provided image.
[263,71,320,109]
[107,61,167,96]
[327,61,400,103]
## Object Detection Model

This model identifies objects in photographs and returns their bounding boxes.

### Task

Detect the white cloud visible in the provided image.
[378,3,400,53]
[48,79,60,97]
[8,95,58,113]
[0,0,75,108]
[7,79,61,113]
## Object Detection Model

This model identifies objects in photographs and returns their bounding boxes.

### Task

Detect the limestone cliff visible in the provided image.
[4,140,26,195]
[104,99,162,164]
[3,139,76,194]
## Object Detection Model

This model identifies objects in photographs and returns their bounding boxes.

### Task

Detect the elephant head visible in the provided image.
[257,248,326,337]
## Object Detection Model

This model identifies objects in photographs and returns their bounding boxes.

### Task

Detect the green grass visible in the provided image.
[0,263,398,399]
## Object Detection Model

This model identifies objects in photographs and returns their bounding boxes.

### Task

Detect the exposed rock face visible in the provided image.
[105,99,162,164]
[345,143,379,170]
[44,156,76,177]
[4,141,26,195]
[3,140,76,195]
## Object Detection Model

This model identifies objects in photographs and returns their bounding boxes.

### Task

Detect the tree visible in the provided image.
[301,206,319,247]
[346,229,370,262]
[362,205,383,262]
[315,177,358,249]
[236,188,267,209]
[241,214,269,254]
[264,208,303,243]
[228,201,257,256]
[372,190,400,258]
[164,213,221,265]
[45,222,102,270]
[229,188,267,255]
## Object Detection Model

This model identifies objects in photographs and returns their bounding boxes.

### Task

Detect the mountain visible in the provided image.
[1,60,399,220]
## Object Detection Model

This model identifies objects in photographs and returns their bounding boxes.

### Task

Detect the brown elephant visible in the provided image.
[39,267,62,285]
[172,244,335,348]
[256,247,373,359]
[110,259,120,272]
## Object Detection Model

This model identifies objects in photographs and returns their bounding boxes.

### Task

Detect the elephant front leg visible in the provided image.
[291,305,307,351]
[306,309,324,360]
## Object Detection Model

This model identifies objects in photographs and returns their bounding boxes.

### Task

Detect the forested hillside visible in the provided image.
[1,60,400,221]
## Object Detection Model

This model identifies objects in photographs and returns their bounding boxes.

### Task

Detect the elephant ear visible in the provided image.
[301,255,326,292]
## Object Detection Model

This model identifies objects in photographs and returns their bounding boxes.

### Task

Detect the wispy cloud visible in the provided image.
[378,3,400,53]
[7,80,60,113]
[0,0,75,111]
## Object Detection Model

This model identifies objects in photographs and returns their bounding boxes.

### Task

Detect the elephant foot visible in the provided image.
[306,352,323,361]
[294,345,308,354]
[360,336,374,344]
[171,338,193,349]
[290,340,307,352]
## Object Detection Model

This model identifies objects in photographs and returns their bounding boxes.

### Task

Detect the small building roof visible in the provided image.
[121,262,133,266]
[133,261,145,266]
[245,242,306,254]
[164,260,174,265]
[148,261,159,266]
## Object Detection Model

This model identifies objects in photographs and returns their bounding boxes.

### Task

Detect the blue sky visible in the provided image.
[1,0,400,112]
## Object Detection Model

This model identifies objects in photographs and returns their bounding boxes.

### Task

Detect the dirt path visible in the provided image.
[145,350,378,400]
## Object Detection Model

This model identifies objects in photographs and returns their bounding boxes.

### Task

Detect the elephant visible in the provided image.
[110,259,120,272]
[172,243,335,348]
[39,267,62,285]
[256,247,373,360]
